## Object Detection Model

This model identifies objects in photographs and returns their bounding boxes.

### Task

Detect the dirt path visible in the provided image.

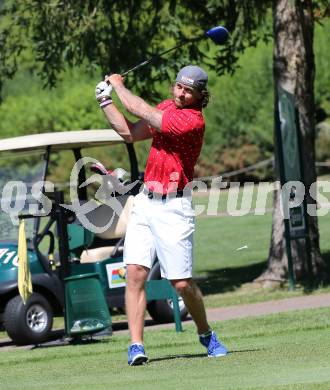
[112,292,330,334]
[206,292,330,321]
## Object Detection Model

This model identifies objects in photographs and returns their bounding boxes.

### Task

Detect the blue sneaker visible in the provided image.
[199,331,228,357]
[128,343,148,366]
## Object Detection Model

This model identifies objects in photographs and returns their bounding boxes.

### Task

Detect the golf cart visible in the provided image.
[0,130,187,345]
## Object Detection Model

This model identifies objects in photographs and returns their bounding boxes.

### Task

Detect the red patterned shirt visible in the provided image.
[144,99,205,194]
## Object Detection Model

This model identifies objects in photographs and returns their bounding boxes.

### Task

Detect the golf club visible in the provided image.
[106,25,229,80]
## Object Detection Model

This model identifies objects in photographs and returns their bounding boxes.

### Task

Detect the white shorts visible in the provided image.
[123,191,195,280]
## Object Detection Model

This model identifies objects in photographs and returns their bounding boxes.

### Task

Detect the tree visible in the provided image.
[0,0,329,283]
[256,0,329,286]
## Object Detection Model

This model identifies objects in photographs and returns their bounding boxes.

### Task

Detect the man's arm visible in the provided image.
[107,74,163,132]
[102,103,152,143]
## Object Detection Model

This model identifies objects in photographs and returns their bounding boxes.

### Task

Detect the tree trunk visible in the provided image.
[256,0,328,286]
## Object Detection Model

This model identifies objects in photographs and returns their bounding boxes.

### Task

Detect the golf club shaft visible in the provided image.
[121,35,203,77]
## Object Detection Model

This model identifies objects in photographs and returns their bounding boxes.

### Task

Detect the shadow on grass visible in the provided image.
[0,329,113,350]
[149,348,262,363]
[196,250,330,297]
[149,353,206,362]
[30,335,108,349]
[196,261,267,296]
[0,329,66,350]
[295,249,330,292]
[319,250,330,283]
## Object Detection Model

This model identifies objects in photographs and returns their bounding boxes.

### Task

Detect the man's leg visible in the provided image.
[125,264,149,343]
[123,192,155,365]
[171,278,228,357]
[171,278,209,334]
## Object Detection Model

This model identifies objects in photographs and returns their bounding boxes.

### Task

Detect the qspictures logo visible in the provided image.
[0,157,330,233]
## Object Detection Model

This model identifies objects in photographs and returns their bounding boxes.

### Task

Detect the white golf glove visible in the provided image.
[95,81,113,108]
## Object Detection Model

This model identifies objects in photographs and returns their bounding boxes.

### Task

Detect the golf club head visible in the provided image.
[206,26,229,45]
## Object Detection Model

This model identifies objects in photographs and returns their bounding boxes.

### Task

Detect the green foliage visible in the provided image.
[0,0,273,99]
[0,70,108,136]
[205,41,273,149]
[314,18,330,163]
[197,17,330,176]
[316,123,330,163]
[315,18,330,116]
[197,39,274,177]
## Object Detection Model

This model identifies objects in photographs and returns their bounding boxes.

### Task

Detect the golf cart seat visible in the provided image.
[80,194,134,263]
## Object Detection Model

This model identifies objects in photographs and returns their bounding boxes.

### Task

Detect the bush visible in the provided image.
[199,40,274,179]
[0,72,109,136]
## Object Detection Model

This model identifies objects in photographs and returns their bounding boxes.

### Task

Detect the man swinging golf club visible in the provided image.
[95,65,228,365]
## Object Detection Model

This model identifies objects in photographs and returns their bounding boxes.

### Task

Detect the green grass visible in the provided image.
[194,212,272,274]
[192,182,275,214]
[192,179,330,215]
[164,183,330,310]
[1,308,330,389]
[202,282,330,309]
[192,191,330,308]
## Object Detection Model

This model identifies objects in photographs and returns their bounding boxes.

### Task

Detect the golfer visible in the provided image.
[95,65,228,365]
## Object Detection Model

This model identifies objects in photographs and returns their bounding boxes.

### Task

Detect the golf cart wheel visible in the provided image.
[147,262,188,324]
[4,293,53,345]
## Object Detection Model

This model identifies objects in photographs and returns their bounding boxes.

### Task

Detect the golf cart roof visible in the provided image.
[0,130,125,152]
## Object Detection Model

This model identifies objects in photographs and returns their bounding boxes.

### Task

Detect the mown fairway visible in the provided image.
[1,307,330,390]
